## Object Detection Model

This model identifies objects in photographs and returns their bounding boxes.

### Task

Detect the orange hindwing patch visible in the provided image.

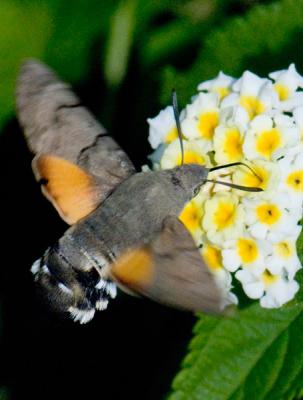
[111,247,154,289]
[33,154,101,224]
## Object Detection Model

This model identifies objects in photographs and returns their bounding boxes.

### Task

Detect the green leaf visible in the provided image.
[240,330,288,399]
[168,303,303,400]
[161,0,303,105]
[266,313,303,399]
[140,0,218,67]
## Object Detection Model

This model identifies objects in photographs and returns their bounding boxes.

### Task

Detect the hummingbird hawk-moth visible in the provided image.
[16,60,259,323]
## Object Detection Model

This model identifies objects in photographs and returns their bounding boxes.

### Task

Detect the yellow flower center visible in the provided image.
[237,238,258,263]
[256,128,281,159]
[286,170,303,192]
[179,201,202,232]
[274,83,290,101]
[275,241,292,258]
[213,201,236,229]
[242,166,268,190]
[262,269,279,285]
[177,151,206,166]
[202,245,223,270]
[223,128,243,161]
[240,95,265,119]
[198,111,219,140]
[164,126,178,144]
[215,87,230,99]
[256,204,281,225]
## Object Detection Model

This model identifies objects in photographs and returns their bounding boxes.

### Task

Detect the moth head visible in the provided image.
[171,163,210,199]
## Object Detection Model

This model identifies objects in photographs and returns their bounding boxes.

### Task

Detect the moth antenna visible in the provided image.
[210,162,261,180]
[172,89,184,165]
[204,179,263,192]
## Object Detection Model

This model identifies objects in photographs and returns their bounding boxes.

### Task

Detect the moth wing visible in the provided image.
[16,59,135,224]
[110,216,222,314]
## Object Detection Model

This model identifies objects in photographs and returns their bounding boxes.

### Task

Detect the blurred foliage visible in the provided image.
[0,388,10,400]
[104,0,138,88]
[161,0,303,106]
[0,0,119,127]
[2,0,303,399]
[0,0,51,128]
[0,0,270,129]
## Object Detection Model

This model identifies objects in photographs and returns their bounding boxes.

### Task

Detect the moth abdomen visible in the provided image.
[31,257,75,313]
[31,243,117,324]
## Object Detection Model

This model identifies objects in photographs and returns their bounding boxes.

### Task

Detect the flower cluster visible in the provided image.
[147,64,303,309]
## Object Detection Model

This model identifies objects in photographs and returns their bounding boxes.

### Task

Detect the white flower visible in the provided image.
[202,168,233,195]
[202,192,244,245]
[219,105,250,131]
[148,65,303,310]
[179,190,206,245]
[232,159,281,195]
[213,107,249,164]
[278,144,303,204]
[265,235,302,279]
[222,71,278,119]
[243,114,300,161]
[197,71,235,100]
[260,277,299,308]
[147,106,178,149]
[269,64,303,109]
[201,244,238,307]
[222,235,269,273]
[280,92,303,112]
[243,192,300,243]
[215,269,239,309]
[214,123,244,166]
[293,106,303,139]
[235,268,299,307]
[160,138,210,169]
[233,71,270,95]
[181,92,219,150]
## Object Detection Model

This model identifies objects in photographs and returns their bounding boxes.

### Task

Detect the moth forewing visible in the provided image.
[110,216,222,314]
